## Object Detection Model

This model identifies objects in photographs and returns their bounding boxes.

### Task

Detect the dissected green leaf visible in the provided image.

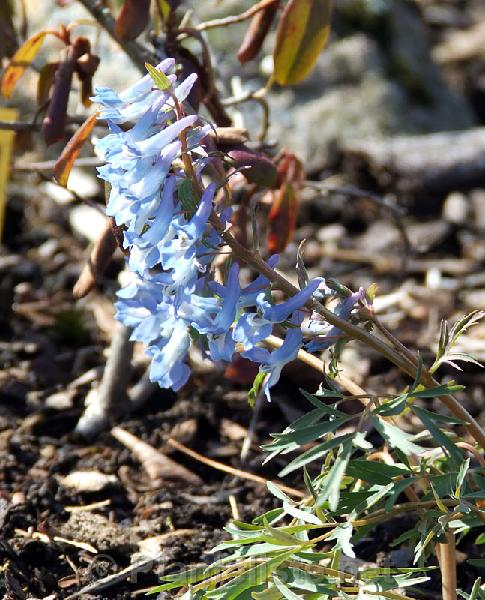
[253,585,283,600]
[152,563,227,592]
[145,61,172,90]
[374,392,409,416]
[316,438,353,510]
[372,415,424,456]
[455,458,470,498]
[326,523,355,558]
[279,434,354,477]
[432,310,484,373]
[346,460,408,485]
[265,416,350,455]
[273,0,333,86]
[468,577,484,600]
[365,573,431,591]
[206,549,296,599]
[299,388,346,416]
[350,483,395,519]
[253,508,286,526]
[384,477,418,512]
[264,521,304,546]
[411,382,465,398]
[273,575,304,600]
[469,559,485,568]
[267,481,293,504]
[412,406,463,466]
[282,502,321,525]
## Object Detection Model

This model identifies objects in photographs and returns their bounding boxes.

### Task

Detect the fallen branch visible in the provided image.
[112,426,202,484]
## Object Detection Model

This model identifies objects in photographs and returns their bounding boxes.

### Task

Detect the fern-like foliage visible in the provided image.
[431,310,485,373]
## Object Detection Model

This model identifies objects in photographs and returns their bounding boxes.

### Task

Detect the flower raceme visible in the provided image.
[93,60,365,399]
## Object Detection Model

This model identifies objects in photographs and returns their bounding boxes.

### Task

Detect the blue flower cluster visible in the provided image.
[93,61,365,400]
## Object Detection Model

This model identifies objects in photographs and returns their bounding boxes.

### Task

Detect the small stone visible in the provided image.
[58,470,118,493]
[443,192,469,224]
[316,224,347,244]
[356,220,399,252]
[45,389,76,410]
[37,239,60,260]
[41,181,73,205]
[407,220,451,252]
[69,205,107,243]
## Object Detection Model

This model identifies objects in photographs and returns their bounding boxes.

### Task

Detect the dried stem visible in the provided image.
[166,437,305,498]
[195,0,279,32]
[437,531,458,600]
[265,334,369,400]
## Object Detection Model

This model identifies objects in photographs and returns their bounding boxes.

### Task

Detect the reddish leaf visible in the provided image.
[42,37,91,145]
[273,0,333,86]
[115,0,151,42]
[1,31,48,98]
[76,52,100,107]
[73,218,118,299]
[54,112,98,187]
[228,149,277,188]
[274,150,305,187]
[210,127,249,147]
[237,0,279,64]
[267,182,299,253]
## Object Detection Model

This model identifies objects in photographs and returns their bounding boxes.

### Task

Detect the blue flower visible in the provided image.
[242,312,304,401]
[257,277,324,323]
[233,313,273,350]
[306,288,365,352]
[147,319,191,391]
[96,59,361,397]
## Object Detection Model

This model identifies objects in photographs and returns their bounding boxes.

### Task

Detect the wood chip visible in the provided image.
[57,471,118,493]
[111,426,202,485]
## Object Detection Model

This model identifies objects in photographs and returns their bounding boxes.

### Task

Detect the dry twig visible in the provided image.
[166,437,305,498]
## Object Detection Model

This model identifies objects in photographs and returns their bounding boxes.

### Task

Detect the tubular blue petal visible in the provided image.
[258,277,324,323]
[135,115,198,156]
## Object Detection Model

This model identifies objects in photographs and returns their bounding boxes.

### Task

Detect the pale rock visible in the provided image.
[58,470,118,493]
[69,205,106,243]
[443,192,470,224]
